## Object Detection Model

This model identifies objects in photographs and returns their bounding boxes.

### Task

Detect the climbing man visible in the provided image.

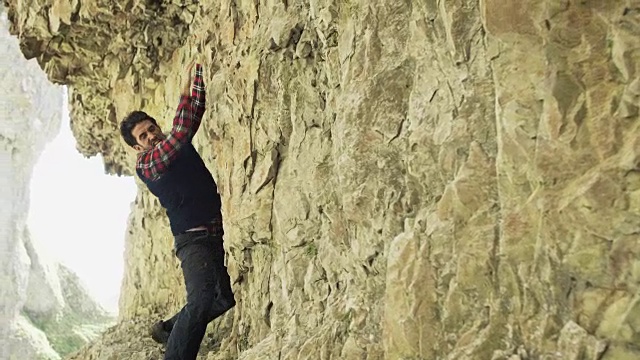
[119,59,236,360]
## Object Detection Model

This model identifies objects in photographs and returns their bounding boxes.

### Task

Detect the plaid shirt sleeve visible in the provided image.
[136,64,206,181]
[190,64,206,133]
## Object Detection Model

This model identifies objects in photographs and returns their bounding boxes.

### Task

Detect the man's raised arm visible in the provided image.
[136,62,205,181]
[190,63,206,132]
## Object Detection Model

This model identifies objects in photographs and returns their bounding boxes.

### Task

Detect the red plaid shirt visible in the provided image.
[136,64,206,181]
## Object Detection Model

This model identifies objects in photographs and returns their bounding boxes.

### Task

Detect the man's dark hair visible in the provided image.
[120,111,158,147]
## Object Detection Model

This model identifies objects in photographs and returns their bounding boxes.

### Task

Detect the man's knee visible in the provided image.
[188,294,216,319]
[196,296,235,325]
[188,289,234,318]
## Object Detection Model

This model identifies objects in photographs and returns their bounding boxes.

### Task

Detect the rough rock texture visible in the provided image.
[4,0,640,359]
[0,7,113,359]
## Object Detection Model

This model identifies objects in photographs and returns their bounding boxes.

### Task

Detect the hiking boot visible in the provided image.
[150,320,170,345]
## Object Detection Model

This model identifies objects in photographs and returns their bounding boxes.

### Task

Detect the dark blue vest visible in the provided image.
[136,143,222,236]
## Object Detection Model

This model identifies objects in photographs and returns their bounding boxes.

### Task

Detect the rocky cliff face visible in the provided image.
[3,0,640,359]
[0,7,113,359]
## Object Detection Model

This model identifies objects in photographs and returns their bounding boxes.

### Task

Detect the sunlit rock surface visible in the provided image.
[3,0,640,359]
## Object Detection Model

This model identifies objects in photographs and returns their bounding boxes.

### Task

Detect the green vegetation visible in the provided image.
[305,242,318,257]
[23,308,114,356]
[20,264,116,357]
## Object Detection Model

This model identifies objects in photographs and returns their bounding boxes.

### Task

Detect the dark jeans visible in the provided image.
[162,227,236,360]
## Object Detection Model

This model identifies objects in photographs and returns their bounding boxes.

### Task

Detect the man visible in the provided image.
[119,60,236,360]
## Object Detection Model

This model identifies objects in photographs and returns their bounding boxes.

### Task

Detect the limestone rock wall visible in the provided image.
[4,0,640,359]
[0,5,64,358]
[0,6,113,359]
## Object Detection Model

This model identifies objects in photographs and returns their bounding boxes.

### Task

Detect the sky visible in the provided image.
[27,97,137,315]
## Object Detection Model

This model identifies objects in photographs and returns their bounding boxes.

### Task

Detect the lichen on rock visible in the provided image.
[3,0,640,359]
